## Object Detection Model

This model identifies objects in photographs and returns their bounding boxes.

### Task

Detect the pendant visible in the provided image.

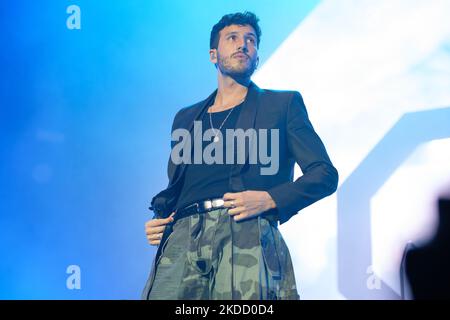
[213,136,220,142]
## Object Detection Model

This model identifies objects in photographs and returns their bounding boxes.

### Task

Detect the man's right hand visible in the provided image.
[145,212,175,246]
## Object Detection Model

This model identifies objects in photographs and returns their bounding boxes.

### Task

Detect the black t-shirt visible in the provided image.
[174,101,244,210]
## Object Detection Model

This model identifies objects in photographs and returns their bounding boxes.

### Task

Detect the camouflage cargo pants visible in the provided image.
[142,208,299,300]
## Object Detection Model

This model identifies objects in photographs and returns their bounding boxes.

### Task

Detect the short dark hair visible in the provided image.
[210,11,261,50]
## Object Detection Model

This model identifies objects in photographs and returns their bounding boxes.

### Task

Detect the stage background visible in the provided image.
[1,0,449,299]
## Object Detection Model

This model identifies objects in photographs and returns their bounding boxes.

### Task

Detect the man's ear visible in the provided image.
[209,49,218,64]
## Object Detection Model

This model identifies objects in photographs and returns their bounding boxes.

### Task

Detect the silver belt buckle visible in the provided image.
[203,200,212,210]
[211,198,224,208]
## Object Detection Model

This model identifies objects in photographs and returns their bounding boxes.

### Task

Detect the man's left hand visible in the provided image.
[223,190,276,222]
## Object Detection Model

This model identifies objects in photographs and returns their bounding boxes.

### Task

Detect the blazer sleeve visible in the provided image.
[267,91,339,224]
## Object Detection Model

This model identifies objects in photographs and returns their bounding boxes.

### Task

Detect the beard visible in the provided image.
[217,52,258,79]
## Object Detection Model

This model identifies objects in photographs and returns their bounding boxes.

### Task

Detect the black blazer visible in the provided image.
[150,81,338,225]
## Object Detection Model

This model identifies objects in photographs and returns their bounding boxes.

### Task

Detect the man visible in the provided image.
[142,11,338,300]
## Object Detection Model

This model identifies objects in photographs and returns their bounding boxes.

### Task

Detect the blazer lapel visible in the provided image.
[229,81,262,191]
[168,88,218,187]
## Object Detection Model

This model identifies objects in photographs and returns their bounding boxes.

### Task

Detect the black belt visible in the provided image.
[174,198,226,221]
[173,197,279,228]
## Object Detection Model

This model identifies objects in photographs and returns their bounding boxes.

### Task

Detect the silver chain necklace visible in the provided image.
[208,98,245,142]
